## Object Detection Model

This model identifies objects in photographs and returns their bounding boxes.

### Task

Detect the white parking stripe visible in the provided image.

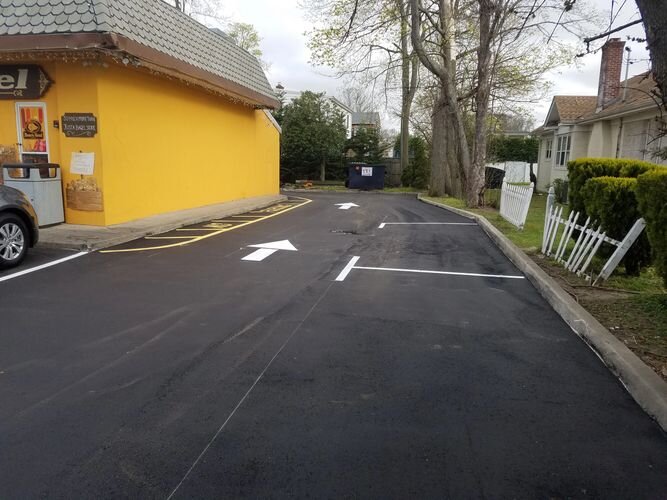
[334,256,360,281]
[353,265,524,280]
[0,251,88,283]
[378,222,477,229]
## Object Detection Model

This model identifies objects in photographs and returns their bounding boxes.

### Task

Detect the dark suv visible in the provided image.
[0,184,39,268]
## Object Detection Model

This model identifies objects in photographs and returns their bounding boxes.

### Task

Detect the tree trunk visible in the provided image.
[468,0,494,207]
[320,157,326,182]
[636,0,667,110]
[429,91,448,196]
[398,0,418,185]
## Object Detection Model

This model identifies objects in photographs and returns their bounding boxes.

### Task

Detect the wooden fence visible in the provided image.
[499,181,534,229]
[541,187,646,284]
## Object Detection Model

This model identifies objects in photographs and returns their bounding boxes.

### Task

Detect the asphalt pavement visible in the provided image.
[1,192,666,499]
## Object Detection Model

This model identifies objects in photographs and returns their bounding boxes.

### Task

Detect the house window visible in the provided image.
[555,134,571,167]
[545,139,552,159]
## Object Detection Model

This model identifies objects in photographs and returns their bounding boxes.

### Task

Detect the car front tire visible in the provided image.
[0,214,29,269]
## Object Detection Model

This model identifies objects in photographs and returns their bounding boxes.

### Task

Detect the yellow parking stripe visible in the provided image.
[144,236,195,240]
[100,197,312,254]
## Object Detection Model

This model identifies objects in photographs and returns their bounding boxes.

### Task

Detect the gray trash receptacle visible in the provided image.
[3,163,64,226]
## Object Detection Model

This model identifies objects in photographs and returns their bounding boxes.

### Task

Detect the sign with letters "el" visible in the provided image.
[0,65,53,100]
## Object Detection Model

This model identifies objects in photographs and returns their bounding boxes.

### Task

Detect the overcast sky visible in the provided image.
[219,0,650,131]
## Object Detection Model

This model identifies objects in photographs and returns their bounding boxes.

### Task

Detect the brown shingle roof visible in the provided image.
[578,71,660,122]
[553,96,598,122]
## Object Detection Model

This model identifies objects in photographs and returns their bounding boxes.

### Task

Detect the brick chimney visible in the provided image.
[597,38,625,110]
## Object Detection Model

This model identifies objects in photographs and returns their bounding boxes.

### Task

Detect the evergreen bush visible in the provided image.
[636,169,667,286]
[567,158,658,221]
[581,176,652,275]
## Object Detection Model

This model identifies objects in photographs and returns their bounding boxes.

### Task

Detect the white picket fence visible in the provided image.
[499,181,534,229]
[542,187,646,284]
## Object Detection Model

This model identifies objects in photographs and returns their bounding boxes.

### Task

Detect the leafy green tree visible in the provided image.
[281,92,347,182]
[227,22,262,58]
[395,135,429,189]
[345,128,383,164]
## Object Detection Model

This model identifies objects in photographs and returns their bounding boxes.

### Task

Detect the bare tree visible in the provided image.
[337,84,376,112]
[304,0,419,181]
[635,1,666,110]
[410,0,595,205]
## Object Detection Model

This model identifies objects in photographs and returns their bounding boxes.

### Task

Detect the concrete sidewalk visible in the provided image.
[39,194,287,251]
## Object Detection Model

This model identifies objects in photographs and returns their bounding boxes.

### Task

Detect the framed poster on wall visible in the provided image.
[15,102,49,163]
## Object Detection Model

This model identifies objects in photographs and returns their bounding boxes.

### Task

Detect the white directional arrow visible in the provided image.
[242,240,297,262]
[335,203,359,210]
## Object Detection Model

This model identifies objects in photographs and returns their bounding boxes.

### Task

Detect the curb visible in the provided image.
[40,195,288,252]
[419,194,667,433]
[282,188,420,195]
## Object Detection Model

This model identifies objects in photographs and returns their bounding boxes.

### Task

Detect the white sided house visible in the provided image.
[534,38,666,191]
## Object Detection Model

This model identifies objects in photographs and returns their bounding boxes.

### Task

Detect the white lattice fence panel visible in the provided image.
[541,188,646,283]
[500,181,534,229]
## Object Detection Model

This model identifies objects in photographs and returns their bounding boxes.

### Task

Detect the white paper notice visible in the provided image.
[70,152,95,175]
[361,167,373,177]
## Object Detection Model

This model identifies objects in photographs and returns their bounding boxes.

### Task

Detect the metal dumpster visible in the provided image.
[347,163,385,190]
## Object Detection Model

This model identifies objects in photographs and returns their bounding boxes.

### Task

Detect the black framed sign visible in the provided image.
[0,65,52,100]
[62,113,98,138]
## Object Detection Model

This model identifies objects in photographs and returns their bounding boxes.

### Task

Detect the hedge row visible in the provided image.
[567,158,663,276]
[580,177,651,275]
[636,169,667,286]
[567,158,657,220]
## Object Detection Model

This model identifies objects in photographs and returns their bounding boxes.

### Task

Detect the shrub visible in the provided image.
[567,157,658,221]
[580,176,652,275]
[399,136,429,189]
[636,169,667,286]
[552,178,568,204]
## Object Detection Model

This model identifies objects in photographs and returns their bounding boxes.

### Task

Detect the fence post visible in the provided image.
[544,186,555,242]
[594,218,647,285]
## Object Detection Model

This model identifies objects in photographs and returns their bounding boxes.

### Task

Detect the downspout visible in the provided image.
[615,117,624,158]
[616,47,631,158]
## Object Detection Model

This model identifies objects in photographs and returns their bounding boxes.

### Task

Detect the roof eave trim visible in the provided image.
[0,33,279,109]
[576,103,661,124]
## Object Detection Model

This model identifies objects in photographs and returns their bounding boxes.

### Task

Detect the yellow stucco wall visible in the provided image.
[0,61,105,225]
[1,58,279,226]
[97,64,279,226]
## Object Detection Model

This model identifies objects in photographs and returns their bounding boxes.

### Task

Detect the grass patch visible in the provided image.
[424,193,550,251]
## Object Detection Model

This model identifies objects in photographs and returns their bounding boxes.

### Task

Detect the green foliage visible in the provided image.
[567,157,659,222]
[581,177,652,276]
[487,135,539,163]
[280,91,347,182]
[345,128,383,164]
[227,22,262,58]
[396,136,429,189]
[552,178,568,204]
[636,169,667,286]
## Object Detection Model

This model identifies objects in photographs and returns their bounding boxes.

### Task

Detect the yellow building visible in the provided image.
[0,0,280,226]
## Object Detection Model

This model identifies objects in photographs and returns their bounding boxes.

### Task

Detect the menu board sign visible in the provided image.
[62,113,98,138]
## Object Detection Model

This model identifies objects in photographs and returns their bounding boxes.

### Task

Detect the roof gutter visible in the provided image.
[577,103,659,125]
[0,33,279,109]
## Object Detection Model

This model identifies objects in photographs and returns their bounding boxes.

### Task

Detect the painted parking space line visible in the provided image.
[0,251,88,284]
[334,256,360,281]
[334,256,524,282]
[100,197,311,254]
[378,222,477,229]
